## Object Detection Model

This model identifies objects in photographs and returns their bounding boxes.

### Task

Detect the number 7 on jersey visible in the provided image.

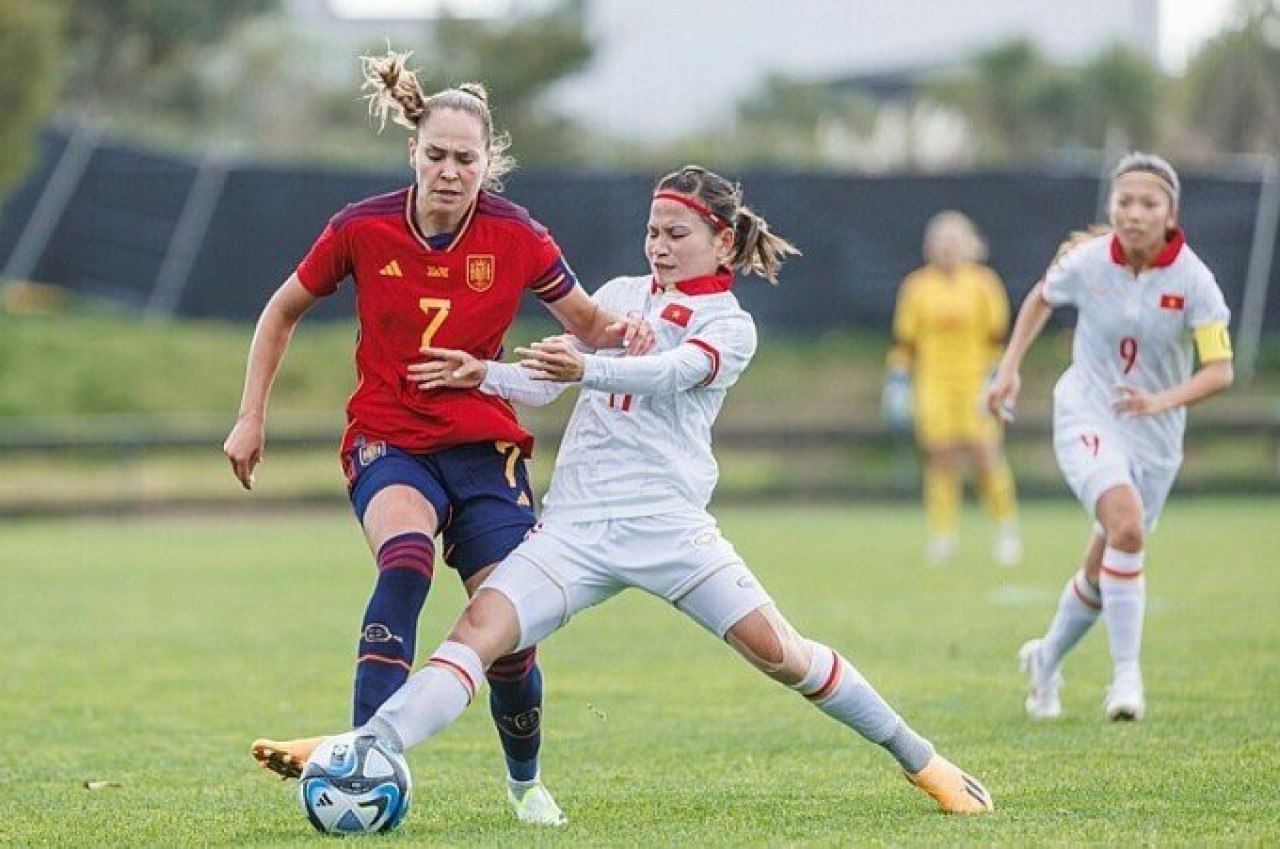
[419,298,451,348]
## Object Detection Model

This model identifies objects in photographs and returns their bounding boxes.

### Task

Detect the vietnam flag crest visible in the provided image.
[661,303,692,327]
[1159,293,1185,311]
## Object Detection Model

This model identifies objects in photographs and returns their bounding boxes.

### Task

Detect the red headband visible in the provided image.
[653,191,731,232]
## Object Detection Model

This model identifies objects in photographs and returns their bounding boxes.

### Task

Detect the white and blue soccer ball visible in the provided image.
[298,732,412,835]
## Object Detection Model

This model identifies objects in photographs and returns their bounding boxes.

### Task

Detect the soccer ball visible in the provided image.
[298,732,412,834]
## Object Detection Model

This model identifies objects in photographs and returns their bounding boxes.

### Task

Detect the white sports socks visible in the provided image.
[1099,546,1146,673]
[1040,569,1103,672]
[793,640,934,773]
[366,640,485,752]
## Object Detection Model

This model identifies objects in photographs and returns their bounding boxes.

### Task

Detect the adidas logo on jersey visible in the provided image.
[379,260,403,277]
[517,492,531,507]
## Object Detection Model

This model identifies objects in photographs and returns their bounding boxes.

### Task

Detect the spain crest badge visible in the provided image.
[466,254,496,292]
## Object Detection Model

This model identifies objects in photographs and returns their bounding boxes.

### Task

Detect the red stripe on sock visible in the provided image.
[357,654,412,671]
[806,653,843,702]
[487,647,537,683]
[427,656,477,702]
[1072,578,1102,609]
[1100,565,1144,581]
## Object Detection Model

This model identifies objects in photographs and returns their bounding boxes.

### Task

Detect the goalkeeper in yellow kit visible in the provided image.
[885,211,1021,566]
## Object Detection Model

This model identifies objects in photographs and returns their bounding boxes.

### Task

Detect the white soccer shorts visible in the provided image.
[480,511,774,651]
[1053,414,1179,534]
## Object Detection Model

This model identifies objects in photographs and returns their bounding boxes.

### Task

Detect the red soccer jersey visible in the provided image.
[296,186,579,458]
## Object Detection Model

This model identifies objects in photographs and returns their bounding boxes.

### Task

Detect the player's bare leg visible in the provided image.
[726,604,993,814]
[461,568,564,826]
[365,588,566,826]
[1095,486,1147,721]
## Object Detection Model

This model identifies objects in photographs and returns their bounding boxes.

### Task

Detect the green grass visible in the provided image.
[1,500,1277,845]
[15,309,1276,423]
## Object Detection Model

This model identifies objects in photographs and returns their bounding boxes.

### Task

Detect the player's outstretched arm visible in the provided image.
[1113,358,1233,417]
[410,346,570,407]
[544,287,654,354]
[517,336,718,396]
[987,281,1054,423]
[223,275,318,489]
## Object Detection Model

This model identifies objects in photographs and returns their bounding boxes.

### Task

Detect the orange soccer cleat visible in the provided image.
[250,736,325,780]
[905,753,994,814]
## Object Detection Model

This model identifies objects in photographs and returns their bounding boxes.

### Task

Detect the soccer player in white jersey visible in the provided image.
[252,165,994,819]
[987,153,1234,722]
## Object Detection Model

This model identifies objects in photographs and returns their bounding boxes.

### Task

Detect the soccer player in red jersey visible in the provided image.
[224,50,647,826]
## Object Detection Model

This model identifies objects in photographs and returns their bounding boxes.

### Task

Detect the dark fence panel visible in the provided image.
[1,129,1271,331]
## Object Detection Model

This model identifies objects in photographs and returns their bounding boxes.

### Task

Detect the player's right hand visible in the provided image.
[986,369,1020,423]
[411,347,486,390]
[223,416,265,490]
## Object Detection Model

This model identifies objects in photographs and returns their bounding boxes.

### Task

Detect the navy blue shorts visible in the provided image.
[345,439,537,581]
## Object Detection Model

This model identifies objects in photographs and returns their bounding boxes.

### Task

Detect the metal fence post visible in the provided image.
[1237,155,1279,385]
[146,151,232,318]
[1,121,102,283]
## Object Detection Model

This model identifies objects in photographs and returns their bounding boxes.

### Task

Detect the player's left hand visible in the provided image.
[1112,383,1166,417]
[605,313,656,355]
[516,336,586,382]
[410,347,487,390]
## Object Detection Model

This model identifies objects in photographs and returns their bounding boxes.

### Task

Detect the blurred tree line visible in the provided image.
[1,0,1278,202]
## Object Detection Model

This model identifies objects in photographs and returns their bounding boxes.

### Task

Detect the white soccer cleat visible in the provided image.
[993,530,1023,567]
[507,779,567,827]
[925,535,958,566]
[1104,667,1145,722]
[1018,638,1063,720]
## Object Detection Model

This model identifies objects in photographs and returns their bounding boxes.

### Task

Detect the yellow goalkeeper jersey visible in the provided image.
[892,262,1009,387]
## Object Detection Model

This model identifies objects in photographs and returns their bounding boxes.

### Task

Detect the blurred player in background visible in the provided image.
[886,211,1022,566]
[988,153,1233,722]
[252,164,994,818]
[225,49,649,825]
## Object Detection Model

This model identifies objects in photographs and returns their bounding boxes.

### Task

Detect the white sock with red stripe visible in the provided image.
[1040,569,1102,673]
[792,640,934,773]
[1100,547,1146,674]
[364,640,485,753]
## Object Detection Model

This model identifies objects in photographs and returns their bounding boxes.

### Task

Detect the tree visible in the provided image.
[0,0,60,201]
[729,75,878,167]
[415,5,595,166]
[1076,45,1163,149]
[1179,0,1280,155]
[58,0,280,107]
[923,37,1167,164]
[923,39,1078,163]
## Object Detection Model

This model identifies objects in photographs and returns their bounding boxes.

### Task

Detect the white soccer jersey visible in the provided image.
[481,273,757,522]
[1042,231,1230,470]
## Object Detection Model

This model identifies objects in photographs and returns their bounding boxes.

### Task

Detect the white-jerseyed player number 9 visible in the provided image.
[1119,336,1138,374]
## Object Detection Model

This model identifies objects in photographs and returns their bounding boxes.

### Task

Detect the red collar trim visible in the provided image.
[1109,227,1185,270]
[652,271,734,296]
[405,185,476,253]
[653,191,732,232]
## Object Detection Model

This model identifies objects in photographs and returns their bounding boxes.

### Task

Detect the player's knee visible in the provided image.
[448,588,521,662]
[726,606,810,686]
[1106,516,1144,551]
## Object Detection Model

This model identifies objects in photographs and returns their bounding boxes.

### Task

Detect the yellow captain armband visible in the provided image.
[1194,322,1233,363]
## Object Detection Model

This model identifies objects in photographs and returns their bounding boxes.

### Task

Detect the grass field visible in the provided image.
[1,500,1277,845]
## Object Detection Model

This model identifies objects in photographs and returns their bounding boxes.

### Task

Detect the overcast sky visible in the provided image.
[328,0,1237,73]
